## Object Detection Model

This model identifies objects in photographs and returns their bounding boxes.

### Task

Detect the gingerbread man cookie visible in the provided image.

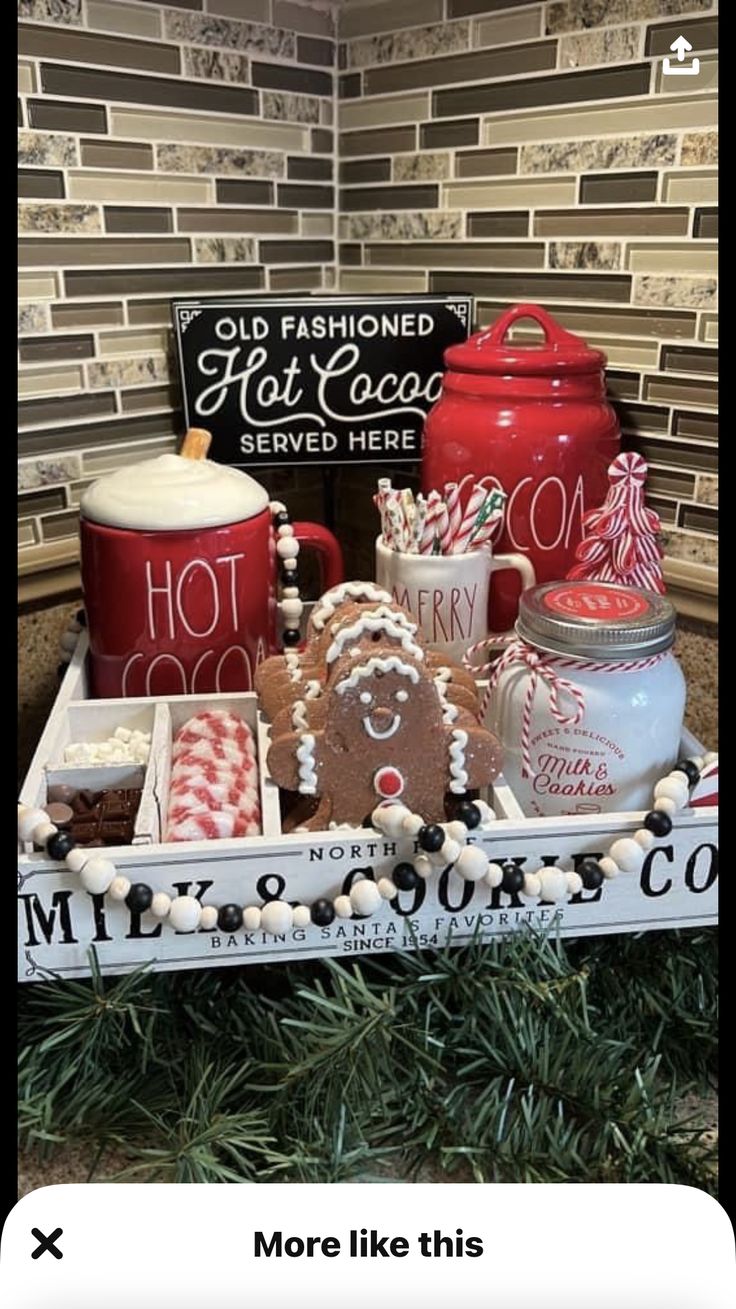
[266,648,502,829]
[256,599,479,721]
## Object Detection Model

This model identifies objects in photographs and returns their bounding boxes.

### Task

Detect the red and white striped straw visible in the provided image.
[451,482,487,554]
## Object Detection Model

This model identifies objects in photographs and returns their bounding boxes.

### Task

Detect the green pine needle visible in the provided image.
[18,928,717,1190]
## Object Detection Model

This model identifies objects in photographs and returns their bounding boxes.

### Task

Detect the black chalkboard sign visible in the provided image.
[171,294,473,467]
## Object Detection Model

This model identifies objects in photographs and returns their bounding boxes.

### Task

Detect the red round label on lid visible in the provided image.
[543,583,650,620]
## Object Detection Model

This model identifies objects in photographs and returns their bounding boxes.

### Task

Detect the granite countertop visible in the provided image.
[18,598,718,788]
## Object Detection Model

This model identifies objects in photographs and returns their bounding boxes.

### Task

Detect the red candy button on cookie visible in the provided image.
[373,766,405,799]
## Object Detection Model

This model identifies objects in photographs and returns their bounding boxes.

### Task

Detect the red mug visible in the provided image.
[80,454,343,698]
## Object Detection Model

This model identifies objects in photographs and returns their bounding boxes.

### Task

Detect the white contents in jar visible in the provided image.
[63,726,151,766]
[487,581,686,818]
[80,453,269,531]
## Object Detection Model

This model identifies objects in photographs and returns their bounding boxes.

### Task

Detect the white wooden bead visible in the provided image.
[378,878,397,899]
[688,755,705,771]
[280,597,303,622]
[566,872,583,896]
[261,900,293,934]
[243,906,262,931]
[293,905,311,929]
[598,857,620,880]
[609,838,645,874]
[654,796,677,816]
[371,805,390,831]
[60,630,79,652]
[377,804,411,838]
[169,894,202,932]
[538,868,568,902]
[277,523,294,537]
[283,557,297,572]
[486,862,504,888]
[446,820,468,842]
[65,848,88,874]
[32,820,57,847]
[522,872,542,898]
[654,776,688,808]
[109,876,131,901]
[634,828,655,850]
[151,892,172,919]
[333,895,353,919]
[270,500,287,515]
[200,906,218,931]
[402,812,424,837]
[454,845,488,882]
[440,837,462,865]
[413,854,433,879]
[704,751,718,766]
[282,586,300,598]
[350,879,382,916]
[474,800,496,827]
[276,536,299,559]
[79,857,117,895]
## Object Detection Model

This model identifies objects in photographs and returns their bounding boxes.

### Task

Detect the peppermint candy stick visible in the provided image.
[450,482,487,554]
[443,474,472,551]
[420,490,442,555]
[468,488,507,549]
[412,493,428,554]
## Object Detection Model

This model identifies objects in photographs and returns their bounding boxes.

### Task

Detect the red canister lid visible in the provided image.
[444,303,607,377]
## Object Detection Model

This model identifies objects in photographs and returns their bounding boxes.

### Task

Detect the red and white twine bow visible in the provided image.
[464,636,666,779]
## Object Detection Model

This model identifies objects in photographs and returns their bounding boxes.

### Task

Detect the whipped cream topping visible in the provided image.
[81,453,269,531]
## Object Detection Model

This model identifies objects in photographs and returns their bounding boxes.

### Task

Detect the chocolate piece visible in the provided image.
[45,801,73,827]
[69,787,142,847]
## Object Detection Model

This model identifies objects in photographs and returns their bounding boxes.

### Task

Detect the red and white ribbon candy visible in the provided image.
[166,711,261,842]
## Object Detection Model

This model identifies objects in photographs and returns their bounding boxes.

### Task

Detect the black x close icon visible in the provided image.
[31,1227,64,1260]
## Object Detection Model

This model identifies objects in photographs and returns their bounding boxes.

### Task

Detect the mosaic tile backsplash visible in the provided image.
[18,0,718,610]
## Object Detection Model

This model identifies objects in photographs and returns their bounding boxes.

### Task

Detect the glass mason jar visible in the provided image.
[487,580,686,818]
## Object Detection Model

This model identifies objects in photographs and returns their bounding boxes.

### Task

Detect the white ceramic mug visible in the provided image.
[375,537,536,663]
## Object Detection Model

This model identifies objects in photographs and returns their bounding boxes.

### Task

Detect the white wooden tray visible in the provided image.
[17,635,717,982]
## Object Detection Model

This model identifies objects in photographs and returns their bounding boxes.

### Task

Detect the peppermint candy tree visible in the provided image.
[567,451,666,593]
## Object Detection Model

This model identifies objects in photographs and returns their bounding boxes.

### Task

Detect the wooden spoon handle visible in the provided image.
[180,428,212,460]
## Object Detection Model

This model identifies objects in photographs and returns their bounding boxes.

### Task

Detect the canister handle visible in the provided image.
[482,303,583,350]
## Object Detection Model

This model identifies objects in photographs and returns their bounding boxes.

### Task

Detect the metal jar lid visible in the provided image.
[516,580,677,660]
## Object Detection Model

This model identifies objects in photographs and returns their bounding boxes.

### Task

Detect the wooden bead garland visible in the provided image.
[270,500,304,650]
[18,752,715,933]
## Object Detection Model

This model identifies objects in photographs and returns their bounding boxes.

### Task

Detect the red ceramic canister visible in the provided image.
[422,304,621,631]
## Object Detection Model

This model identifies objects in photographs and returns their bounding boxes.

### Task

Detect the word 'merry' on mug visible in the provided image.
[375,536,535,663]
[80,434,342,698]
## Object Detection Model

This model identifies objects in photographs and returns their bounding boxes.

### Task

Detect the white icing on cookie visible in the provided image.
[291,699,309,732]
[285,651,303,683]
[335,656,421,694]
[363,712,401,740]
[304,679,322,700]
[435,676,459,725]
[296,732,317,794]
[325,612,424,664]
[311,582,392,631]
[435,666,452,682]
[449,728,469,794]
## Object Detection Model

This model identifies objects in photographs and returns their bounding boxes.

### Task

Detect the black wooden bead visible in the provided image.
[311,898,335,927]
[418,823,444,853]
[673,758,700,786]
[500,861,525,894]
[455,800,481,830]
[280,568,299,587]
[76,608,87,627]
[644,809,673,836]
[57,662,69,679]
[579,858,604,891]
[218,904,243,933]
[393,862,419,891]
[282,628,301,647]
[46,831,75,861]
[125,883,154,913]
[273,510,290,527]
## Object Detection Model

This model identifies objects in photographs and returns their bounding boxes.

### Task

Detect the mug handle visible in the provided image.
[487,551,536,637]
[291,521,344,593]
